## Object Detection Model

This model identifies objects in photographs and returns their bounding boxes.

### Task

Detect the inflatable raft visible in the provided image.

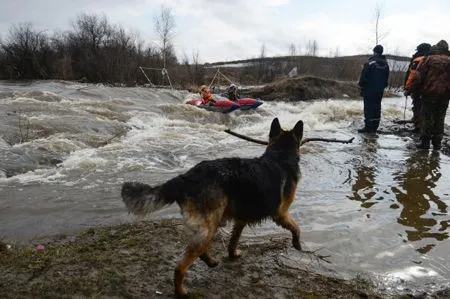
[236,98,264,110]
[185,97,263,113]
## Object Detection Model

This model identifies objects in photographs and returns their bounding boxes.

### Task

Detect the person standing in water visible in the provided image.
[358,45,390,133]
[403,43,432,132]
[410,40,450,150]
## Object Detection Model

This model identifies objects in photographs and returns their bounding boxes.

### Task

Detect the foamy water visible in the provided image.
[0,81,449,296]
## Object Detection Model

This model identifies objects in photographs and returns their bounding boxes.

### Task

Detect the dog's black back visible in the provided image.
[161,154,298,222]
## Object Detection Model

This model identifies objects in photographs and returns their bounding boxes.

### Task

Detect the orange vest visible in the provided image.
[405,56,426,91]
[201,90,213,104]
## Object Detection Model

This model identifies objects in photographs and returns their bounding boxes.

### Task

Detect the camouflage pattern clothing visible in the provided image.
[404,43,431,131]
[420,98,449,148]
[410,52,450,149]
[410,94,422,131]
[405,55,428,131]
[411,54,450,99]
[430,40,450,56]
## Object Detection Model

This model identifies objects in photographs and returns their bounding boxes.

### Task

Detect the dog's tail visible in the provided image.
[121,181,173,216]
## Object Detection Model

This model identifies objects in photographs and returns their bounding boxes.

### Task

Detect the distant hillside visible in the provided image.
[198,54,409,89]
[206,54,410,68]
[244,75,361,101]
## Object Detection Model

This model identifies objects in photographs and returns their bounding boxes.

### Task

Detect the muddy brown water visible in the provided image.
[0,81,449,295]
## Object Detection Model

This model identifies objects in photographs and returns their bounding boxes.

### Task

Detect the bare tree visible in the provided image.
[373,3,389,45]
[305,39,318,56]
[0,13,178,85]
[191,49,203,84]
[256,42,268,81]
[181,51,192,84]
[259,42,266,59]
[68,13,112,81]
[182,49,204,86]
[334,46,340,57]
[1,23,51,79]
[154,5,176,68]
[72,13,110,51]
[288,43,296,56]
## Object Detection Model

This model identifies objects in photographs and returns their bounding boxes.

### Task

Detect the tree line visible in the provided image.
[0,11,407,88]
[0,13,178,85]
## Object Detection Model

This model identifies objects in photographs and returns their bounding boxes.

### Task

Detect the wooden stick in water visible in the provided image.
[224,129,268,145]
[301,137,354,145]
[224,129,354,146]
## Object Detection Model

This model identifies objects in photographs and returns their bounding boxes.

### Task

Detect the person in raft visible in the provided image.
[226,83,240,102]
[199,85,216,106]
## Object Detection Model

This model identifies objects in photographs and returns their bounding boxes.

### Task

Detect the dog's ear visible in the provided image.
[293,120,303,140]
[269,118,282,139]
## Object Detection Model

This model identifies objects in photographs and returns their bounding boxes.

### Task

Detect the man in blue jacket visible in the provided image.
[358,45,390,133]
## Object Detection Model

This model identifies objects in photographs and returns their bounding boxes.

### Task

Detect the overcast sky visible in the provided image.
[1,0,449,63]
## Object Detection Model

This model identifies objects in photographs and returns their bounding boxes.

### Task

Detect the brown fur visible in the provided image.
[121,117,304,297]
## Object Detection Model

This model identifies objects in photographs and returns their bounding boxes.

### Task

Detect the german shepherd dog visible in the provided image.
[121,117,304,297]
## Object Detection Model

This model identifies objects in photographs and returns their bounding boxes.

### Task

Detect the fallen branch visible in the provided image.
[98,130,127,147]
[301,137,354,145]
[224,129,354,146]
[103,131,123,144]
[224,129,268,145]
[301,248,332,264]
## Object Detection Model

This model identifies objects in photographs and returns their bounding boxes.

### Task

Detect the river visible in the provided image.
[0,81,449,295]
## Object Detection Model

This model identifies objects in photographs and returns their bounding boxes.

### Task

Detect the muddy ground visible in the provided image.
[247,76,362,101]
[0,219,449,299]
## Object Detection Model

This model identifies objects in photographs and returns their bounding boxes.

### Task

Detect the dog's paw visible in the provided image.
[200,253,219,267]
[175,287,188,298]
[206,258,219,268]
[229,248,242,259]
[293,240,302,251]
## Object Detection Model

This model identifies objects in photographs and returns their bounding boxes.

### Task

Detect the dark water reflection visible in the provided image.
[391,151,448,253]
[348,135,448,254]
[348,136,380,208]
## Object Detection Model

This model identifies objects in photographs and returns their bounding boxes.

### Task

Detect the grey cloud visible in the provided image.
[0,0,143,34]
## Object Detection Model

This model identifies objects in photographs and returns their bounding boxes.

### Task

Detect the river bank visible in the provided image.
[0,219,448,299]
[243,75,399,101]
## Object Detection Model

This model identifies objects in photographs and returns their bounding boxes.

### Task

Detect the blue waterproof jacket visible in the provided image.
[358,54,390,95]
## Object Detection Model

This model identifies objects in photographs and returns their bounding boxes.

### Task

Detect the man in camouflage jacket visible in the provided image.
[403,43,431,132]
[410,40,450,150]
